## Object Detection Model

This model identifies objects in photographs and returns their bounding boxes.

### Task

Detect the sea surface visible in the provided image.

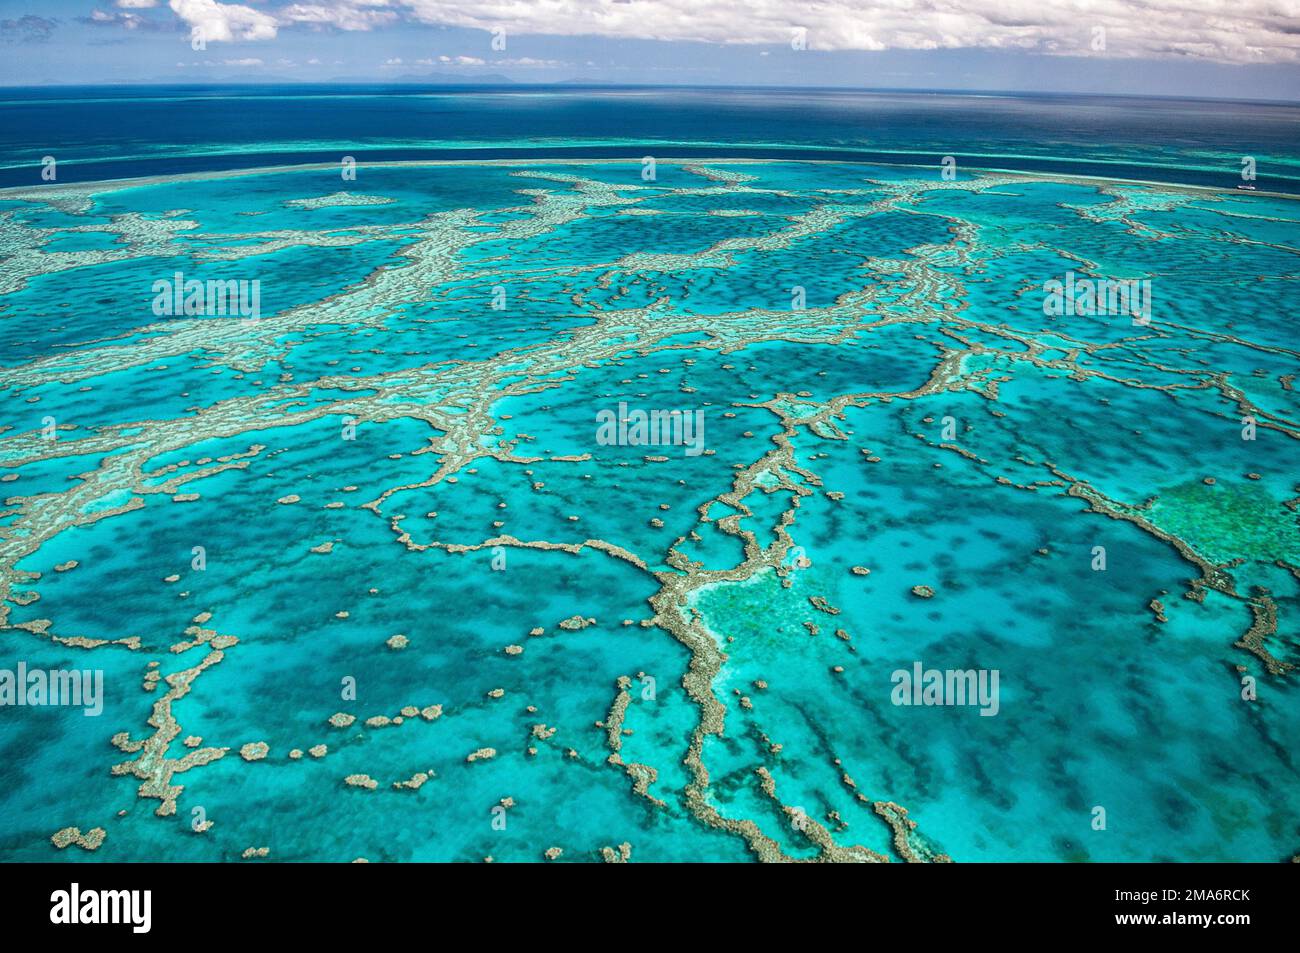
[2,85,1299,191]
[0,87,1297,862]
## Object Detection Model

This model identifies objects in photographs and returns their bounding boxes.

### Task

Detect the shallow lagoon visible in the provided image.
[0,159,1296,862]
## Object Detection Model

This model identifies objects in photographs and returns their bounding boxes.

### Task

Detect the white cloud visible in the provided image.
[156,0,1300,63]
[499,57,567,68]
[394,0,1300,65]
[115,0,159,8]
[169,0,278,41]
[86,9,161,29]
[279,3,399,31]
[167,0,396,41]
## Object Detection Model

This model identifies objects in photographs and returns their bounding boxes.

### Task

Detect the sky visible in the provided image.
[1,0,1298,100]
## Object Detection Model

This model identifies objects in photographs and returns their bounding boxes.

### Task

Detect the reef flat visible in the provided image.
[0,159,1296,862]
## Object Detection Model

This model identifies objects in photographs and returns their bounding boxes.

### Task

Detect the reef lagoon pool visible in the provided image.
[1,87,1298,864]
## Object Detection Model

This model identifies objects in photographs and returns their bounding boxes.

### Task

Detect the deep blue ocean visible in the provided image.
[1,85,1297,191]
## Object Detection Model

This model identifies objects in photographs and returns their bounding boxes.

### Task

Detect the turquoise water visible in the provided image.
[0,153,1297,863]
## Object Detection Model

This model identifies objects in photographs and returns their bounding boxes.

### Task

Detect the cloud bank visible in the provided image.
[158,0,1300,64]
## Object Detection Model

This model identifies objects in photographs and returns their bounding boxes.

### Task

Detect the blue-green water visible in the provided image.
[2,85,1299,192]
[0,89,1298,863]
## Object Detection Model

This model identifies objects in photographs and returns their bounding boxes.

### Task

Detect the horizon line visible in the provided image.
[1,81,1298,108]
